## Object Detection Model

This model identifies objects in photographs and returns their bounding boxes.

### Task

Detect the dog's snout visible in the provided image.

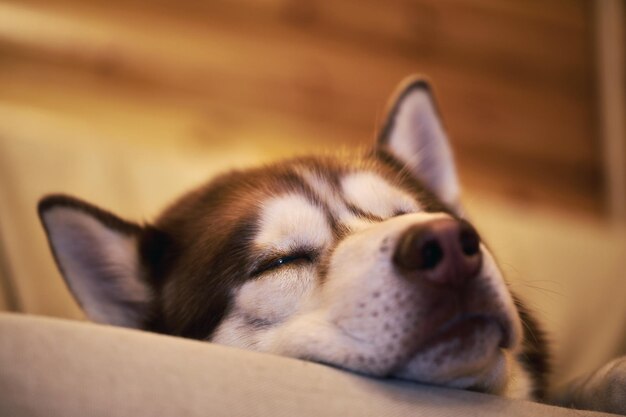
[393,219,482,286]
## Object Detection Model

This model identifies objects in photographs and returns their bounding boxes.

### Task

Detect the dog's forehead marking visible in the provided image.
[296,167,353,220]
[341,171,420,218]
[255,194,332,252]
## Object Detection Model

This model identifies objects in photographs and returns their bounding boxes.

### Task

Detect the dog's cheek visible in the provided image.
[211,266,317,349]
[237,266,317,324]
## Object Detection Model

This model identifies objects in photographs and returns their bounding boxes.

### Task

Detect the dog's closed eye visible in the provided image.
[252,251,315,276]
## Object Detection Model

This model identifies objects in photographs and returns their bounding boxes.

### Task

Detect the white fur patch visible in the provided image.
[341,171,420,218]
[297,168,378,232]
[297,168,354,221]
[254,194,332,253]
[211,264,317,350]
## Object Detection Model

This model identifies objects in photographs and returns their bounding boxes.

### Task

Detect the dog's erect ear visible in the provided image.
[38,195,151,328]
[377,76,461,212]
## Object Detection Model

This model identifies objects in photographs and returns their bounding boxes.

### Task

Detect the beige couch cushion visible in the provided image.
[0,313,619,417]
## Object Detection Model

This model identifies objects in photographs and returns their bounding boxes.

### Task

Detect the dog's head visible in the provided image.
[39,77,547,398]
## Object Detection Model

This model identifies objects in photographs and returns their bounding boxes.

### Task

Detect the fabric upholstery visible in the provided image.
[0,313,619,417]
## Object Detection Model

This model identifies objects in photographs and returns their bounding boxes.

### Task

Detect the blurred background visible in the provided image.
[0,0,624,394]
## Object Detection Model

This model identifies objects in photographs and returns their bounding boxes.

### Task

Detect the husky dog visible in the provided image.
[38,77,626,413]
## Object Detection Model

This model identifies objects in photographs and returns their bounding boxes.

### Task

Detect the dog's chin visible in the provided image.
[278,313,510,394]
[390,317,509,393]
[269,313,508,393]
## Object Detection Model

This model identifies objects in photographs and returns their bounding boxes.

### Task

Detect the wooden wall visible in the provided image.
[0,0,602,214]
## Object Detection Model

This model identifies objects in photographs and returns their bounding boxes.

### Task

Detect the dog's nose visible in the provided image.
[393,218,482,286]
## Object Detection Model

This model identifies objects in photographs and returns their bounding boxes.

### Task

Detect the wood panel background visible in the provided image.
[0,0,602,214]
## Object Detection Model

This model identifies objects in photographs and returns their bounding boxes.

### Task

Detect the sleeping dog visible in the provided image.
[38,77,626,414]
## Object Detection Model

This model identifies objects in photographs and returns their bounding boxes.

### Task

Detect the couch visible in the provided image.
[1,313,620,417]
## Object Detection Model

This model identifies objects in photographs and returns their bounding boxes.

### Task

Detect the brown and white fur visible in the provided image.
[38,77,626,414]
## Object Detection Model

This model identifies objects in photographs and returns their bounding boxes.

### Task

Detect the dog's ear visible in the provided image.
[38,195,154,328]
[377,76,461,212]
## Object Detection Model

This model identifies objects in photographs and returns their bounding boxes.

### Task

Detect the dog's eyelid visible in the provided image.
[251,248,318,277]
[392,207,419,217]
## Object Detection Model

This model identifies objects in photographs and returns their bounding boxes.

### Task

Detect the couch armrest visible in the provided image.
[0,313,617,417]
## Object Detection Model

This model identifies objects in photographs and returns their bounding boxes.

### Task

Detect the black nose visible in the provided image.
[393,218,482,286]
